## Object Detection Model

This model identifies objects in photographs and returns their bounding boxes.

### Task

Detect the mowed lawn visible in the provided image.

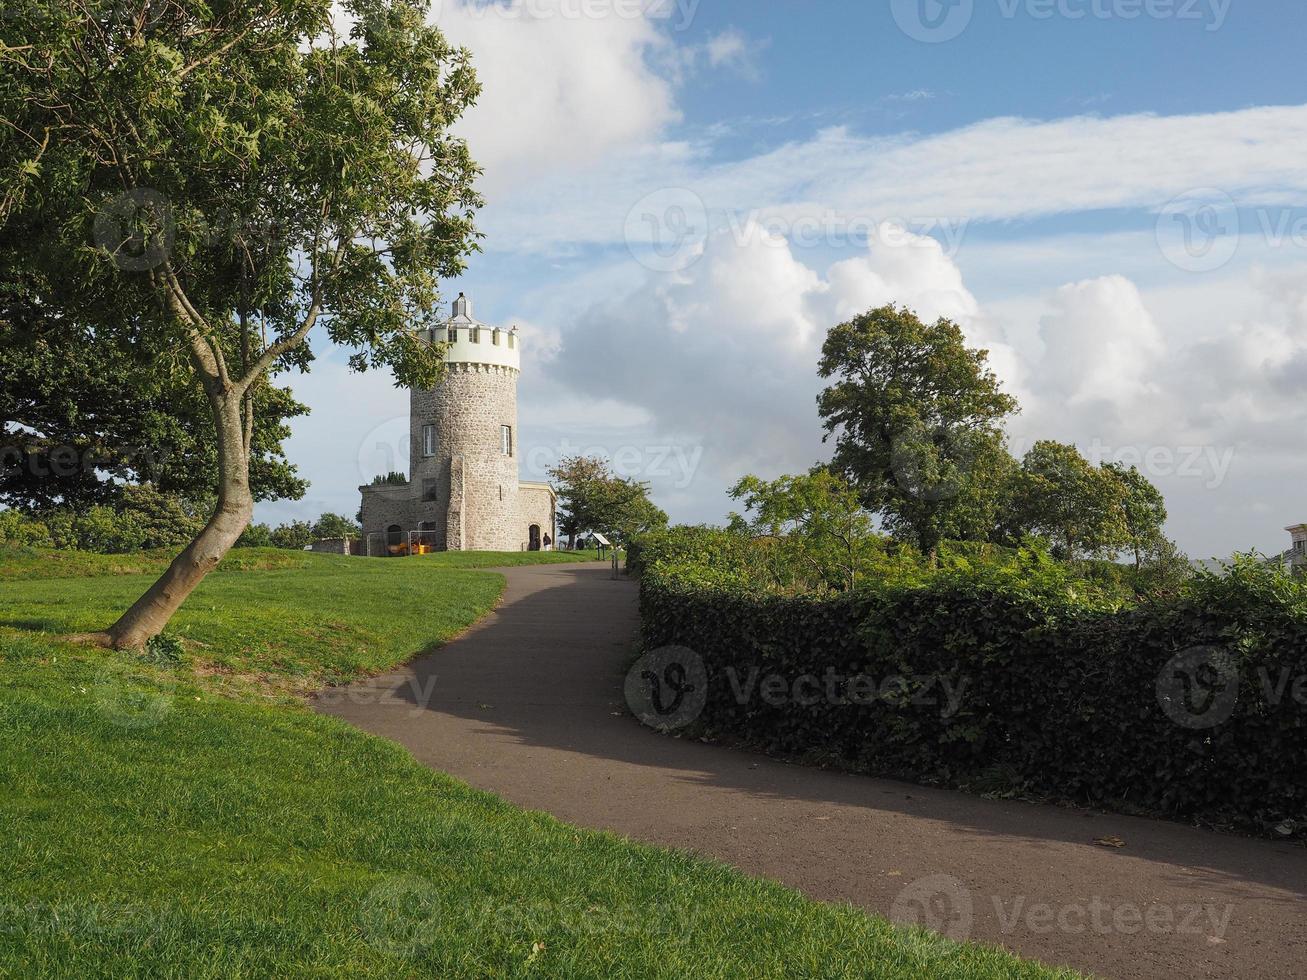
[0,547,1079,979]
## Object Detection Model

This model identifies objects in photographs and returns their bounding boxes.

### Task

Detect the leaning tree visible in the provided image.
[0,0,482,647]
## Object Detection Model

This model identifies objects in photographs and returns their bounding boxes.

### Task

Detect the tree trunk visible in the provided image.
[101,391,252,649]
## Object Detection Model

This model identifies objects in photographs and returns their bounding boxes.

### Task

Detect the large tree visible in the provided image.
[1,0,482,647]
[0,263,307,509]
[817,305,1019,556]
[1006,441,1130,560]
[728,469,877,592]
[1101,461,1169,570]
[548,455,667,546]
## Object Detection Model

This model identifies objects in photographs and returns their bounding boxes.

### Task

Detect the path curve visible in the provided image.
[315,563,1307,979]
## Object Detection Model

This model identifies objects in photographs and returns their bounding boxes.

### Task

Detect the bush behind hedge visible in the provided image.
[639,555,1307,839]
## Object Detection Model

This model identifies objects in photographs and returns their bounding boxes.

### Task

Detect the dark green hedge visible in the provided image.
[639,562,1307,839]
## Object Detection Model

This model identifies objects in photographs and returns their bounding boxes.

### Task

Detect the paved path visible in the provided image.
[315,564,1307,979]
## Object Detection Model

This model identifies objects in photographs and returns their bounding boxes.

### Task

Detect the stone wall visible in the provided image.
[362,361,525,552]
[360,482,427,552]
[517,484,556,549]
[307,538,357,555]
[410,362,522,551]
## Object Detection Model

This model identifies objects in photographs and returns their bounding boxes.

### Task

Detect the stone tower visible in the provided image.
[359,293,555,554]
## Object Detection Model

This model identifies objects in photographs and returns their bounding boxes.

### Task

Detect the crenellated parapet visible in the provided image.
[420,292,520,372]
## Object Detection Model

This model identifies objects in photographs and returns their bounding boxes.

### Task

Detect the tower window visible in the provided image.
[423,425,437,458]
[501,425,513,457]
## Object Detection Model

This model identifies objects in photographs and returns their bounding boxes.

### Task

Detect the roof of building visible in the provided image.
[518,480,557,499]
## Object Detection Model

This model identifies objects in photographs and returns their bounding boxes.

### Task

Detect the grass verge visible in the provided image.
[0,548,1079,978]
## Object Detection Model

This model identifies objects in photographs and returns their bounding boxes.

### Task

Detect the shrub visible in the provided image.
[238,514,361,550]
[2,486,204,553]
[0,509,51,547]
[237,523,274,548]
[639,547,1307,839]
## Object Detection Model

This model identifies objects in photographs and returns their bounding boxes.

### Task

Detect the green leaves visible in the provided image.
[639,531,1307,840]
[1,0,482,386]
[548,455,667,544]
[817,305,1019,554]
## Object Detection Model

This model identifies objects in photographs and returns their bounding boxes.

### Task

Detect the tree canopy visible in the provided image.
[817,305,1019,555]
[0,0,483,646]
[1003,441,1170,563]
[548,455,667,545]
[0,270,307,509]
[728,469,878,592]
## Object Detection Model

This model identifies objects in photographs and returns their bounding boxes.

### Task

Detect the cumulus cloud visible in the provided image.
[549,223,1017,492]
[431,0,681,193]
[530,222,1307,556]
[1036,276,1165,410]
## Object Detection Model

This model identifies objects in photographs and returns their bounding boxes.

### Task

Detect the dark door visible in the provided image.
[528,524,541,551]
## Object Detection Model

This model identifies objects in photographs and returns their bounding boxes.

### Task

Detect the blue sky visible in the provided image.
[267,0,1307,560]
[681,1,1262,127]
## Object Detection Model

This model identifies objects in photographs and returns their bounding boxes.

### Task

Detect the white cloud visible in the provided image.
[482,103,1307,252]
[549,223,1011,493]
[432,0,680,193]
[1036,276,1165,409]
[706,29,749,68]
[528,224,1307,557]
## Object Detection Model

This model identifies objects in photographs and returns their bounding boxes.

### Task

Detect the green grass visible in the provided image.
[407,547,606,568]
[0,543,602,581]
[0,547,1078,978]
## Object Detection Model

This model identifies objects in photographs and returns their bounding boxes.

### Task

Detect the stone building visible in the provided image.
[359,294,556,554]
[1285,524,1307,574]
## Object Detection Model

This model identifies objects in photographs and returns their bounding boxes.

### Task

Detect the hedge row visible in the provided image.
[638,559,1307,839]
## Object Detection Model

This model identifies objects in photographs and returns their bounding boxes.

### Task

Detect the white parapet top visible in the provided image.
[422,292,520,371]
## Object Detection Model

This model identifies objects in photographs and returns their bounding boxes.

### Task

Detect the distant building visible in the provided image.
[359,294,556,555]
[1285,524,1307,574]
